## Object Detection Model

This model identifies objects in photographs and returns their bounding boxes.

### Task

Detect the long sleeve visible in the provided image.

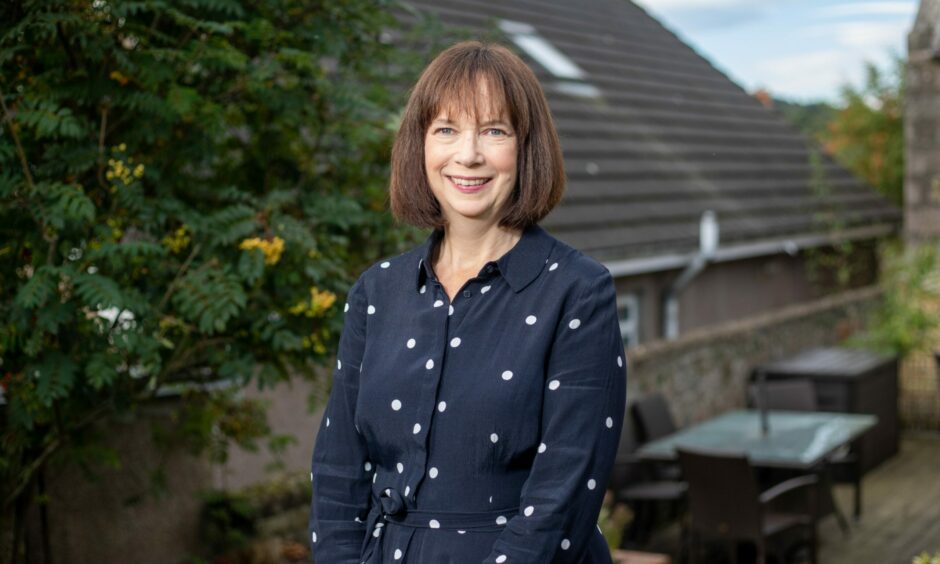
[309,276,373,563]
[484,270,627,563]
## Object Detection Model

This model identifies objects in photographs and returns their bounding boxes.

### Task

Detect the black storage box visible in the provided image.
[755,346,899,473]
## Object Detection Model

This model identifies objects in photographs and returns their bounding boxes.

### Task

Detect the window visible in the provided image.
[498,19,601,99]
[617,293,641,348]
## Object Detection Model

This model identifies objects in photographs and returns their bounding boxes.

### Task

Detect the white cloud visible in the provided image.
[817,21,911,49]
[750,49,858,100]
[813,2,917,19]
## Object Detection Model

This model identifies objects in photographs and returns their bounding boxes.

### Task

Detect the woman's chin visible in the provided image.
[446,203,498,223]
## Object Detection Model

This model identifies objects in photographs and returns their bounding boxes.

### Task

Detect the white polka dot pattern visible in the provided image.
[308,226,627,561]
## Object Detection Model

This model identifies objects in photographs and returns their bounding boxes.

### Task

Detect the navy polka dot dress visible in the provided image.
[309,223,627,563]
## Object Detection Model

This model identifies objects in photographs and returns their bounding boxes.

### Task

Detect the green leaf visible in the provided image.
[167,85,202,118]
[36,301,74,335]
[88,240,169,263]
[85,352,121,390]
[236,247,264,284]
[29,353,78,406]
[172,266,246,334]
[74,273,125,309]
[201,205,258,246]
[14,266,58,310]
[39,182,96,229]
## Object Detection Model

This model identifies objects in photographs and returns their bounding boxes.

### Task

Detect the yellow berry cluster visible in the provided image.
[301,328,329,355]
[106,217,123,241]
[106,143,144,191]
[239,236,284,265]
[289,286,337,318]
[162,224,191,254]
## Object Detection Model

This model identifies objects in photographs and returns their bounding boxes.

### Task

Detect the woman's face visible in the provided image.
[424,86,518,227]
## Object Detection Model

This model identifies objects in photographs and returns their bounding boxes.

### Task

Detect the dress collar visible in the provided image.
[415,224,554,294]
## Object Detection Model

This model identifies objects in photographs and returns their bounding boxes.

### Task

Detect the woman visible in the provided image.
[309,41,626,564]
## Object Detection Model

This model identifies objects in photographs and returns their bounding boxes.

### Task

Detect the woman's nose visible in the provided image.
[454,132,483,166]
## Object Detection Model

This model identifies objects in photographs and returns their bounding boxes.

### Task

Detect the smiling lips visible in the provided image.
[448,175,492,193]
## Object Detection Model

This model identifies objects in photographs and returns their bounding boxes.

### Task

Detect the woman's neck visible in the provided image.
[434,222,522,276]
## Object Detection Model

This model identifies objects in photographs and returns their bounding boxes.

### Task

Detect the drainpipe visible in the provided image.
[662,210,719,340]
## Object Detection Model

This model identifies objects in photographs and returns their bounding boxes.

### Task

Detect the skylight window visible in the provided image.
[498,20,600,99]
[499,20,585,80]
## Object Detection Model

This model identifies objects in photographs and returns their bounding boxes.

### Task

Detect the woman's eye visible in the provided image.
[436,127,455,135]
[485,128,508,136]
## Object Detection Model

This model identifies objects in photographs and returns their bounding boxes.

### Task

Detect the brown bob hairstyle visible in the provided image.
[389,41,565,231]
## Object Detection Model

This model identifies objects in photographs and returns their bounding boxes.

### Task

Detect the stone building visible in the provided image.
[906,0,940,241]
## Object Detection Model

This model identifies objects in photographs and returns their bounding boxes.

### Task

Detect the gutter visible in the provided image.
[602,223,896,278]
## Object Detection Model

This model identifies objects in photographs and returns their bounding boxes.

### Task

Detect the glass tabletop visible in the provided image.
[636,409,877,469]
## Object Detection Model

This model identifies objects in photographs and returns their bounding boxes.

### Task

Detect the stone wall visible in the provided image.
[902,0,940,431]
[905,0,940,241]
[626,285,883,426]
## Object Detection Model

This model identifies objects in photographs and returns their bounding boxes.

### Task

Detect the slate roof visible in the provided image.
[397,0,902,268]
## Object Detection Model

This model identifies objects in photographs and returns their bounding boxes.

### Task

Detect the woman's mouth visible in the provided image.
[448,176,491,193]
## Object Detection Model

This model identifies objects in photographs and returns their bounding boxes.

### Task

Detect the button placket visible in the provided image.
[407,283,450,502]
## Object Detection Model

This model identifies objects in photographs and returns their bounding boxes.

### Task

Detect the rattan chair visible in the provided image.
[609,415,688,546]
[677,446,818,564]
[748,378,863,522]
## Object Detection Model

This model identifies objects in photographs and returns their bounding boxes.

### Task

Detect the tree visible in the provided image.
[0,1,430,560]
[821,55,905,207]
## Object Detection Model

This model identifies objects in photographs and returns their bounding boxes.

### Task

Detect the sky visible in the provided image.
[632,0,921,104]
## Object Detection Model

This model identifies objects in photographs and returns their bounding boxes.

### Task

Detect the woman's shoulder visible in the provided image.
[544,233,613,289]
[349,239,428,294]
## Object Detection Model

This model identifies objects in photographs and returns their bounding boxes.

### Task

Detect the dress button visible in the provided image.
[463,290,471,298]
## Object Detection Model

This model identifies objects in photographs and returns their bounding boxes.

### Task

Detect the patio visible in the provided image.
[640,431,940,563]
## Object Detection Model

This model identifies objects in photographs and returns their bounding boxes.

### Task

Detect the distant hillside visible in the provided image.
[772,97,836,144]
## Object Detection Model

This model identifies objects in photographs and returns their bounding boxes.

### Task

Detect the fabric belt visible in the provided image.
[360,487,518,562]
